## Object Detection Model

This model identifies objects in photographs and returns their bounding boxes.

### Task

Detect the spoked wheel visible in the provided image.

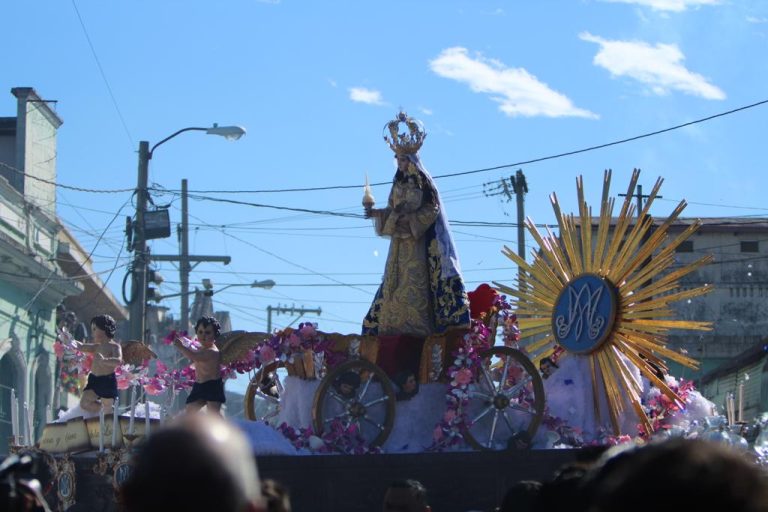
[463,347,546,451]
[244,360,284,422]
[312,358,396,448]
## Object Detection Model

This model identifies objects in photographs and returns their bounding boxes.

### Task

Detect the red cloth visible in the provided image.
[468,283,498,319]
[376,334,424,379]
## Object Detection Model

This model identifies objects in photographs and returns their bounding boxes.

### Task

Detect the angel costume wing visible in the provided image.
[121,340,157,366]
[216,331,271,366]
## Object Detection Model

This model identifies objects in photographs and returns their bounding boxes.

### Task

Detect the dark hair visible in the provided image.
[90,314,116,339]
[387,479,428,507]
[540,357,558,369]
[586,438,768,512]
[499,480,542,512]
[195,316,221,338]
[120,426,247,512]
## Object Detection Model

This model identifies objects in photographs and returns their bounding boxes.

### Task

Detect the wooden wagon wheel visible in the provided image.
[244,360,284,422]
[312,359,396,448]
[463,347,546,451]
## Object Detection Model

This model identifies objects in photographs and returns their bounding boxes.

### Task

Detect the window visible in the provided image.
[676,241,694,253]
[741,241,759,253]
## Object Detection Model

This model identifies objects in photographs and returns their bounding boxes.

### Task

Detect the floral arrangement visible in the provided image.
[275,421,381,455]
[638,378,696,438]
[429,319,493,451]
[223,322,344,377]
[53,332,92,396]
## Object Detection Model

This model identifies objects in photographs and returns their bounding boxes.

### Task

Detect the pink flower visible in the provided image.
[162,331,177,345]
[453,368,473,386]
[299,323,316,339]
[259,345,276,364]
[443,409,456,423]
[433,426,444,441]
[156,360,168,374]
[53,342,65,360]
[144,379,166,396]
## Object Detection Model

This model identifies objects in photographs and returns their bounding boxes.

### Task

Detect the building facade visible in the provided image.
[0,87,82,453]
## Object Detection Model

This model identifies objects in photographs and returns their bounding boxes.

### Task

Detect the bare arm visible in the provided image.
[173,339,217,363]
[74,341,98,353]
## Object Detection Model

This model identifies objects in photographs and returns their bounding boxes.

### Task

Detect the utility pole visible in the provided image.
[129,141,150,341]
[618,175,661,290]
[180,179,191,333]
[154,180,231,333]
[267,304,322,333]
[510,170,528,264]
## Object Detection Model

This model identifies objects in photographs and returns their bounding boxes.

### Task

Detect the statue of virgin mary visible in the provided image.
[362,112,470,337]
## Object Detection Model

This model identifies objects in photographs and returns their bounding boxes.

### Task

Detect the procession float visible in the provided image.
[11,111,768,511]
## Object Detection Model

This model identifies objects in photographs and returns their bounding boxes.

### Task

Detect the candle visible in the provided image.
[145,400,150,437]
[10,389,18,444]
[23,401,32,446]
[99,404,105,452]
[362,174,375,209]
[738,382,744,423]
[111,396,120,448]
[128,385,137,435]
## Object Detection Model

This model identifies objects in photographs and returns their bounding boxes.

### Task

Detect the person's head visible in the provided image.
[120,414,265,512]
[586,438,768,512]
[498,480,542,512]
[334,371,361,398]
[539,357,558,379]
[394,371,419,400]
[90,314,116,341]
[195,316,221,345]
[534,462,592,512]
[261,479,291,512]
[383,480,430,512]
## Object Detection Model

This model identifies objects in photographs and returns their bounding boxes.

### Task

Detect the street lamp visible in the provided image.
[203,279,276,296]
[129,125,246,342]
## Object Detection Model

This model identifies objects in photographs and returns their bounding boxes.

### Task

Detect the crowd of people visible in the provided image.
[115,417,768,512]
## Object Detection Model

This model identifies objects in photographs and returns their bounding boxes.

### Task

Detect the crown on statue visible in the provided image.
[383,111,427,155]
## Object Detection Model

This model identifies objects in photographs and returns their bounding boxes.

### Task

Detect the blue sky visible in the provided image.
[3,1,768,392]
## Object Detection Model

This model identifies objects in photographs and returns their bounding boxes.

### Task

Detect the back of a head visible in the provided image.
[499,480,542,512]
[120,414,263,512]
[383,479,430,512]
[587,438,768,512]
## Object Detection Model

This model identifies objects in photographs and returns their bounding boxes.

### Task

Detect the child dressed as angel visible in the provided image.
[60,314,123,414]
[174,316,226,415]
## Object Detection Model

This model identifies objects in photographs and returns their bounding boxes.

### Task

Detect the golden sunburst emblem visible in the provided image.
[496,169,712,435]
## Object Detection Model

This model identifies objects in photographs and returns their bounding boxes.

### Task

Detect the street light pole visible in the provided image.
[127,125,246,343]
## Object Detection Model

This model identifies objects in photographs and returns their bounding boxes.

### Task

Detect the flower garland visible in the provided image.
[275,420,381,455]
[638,378,695,438]
[429,319,493,451]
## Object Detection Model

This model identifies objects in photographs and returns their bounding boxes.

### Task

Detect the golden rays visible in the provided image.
[495,169,712,435]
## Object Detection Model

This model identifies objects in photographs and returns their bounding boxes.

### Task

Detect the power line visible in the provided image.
[70,0,134,149]
[151,98,768,195]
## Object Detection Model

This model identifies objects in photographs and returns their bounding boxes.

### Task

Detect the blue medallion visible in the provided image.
[551,274,617,354]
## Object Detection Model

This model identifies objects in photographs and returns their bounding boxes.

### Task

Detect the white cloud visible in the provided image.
[579,32,725,100]
[348,87,385,105]
[418,107,433,116]
[429,47,597,119]
[600,0,720,12]
[746,16,768,23]
[328,78,337,88]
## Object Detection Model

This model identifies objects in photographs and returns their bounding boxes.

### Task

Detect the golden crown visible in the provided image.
[383,111,427,155]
